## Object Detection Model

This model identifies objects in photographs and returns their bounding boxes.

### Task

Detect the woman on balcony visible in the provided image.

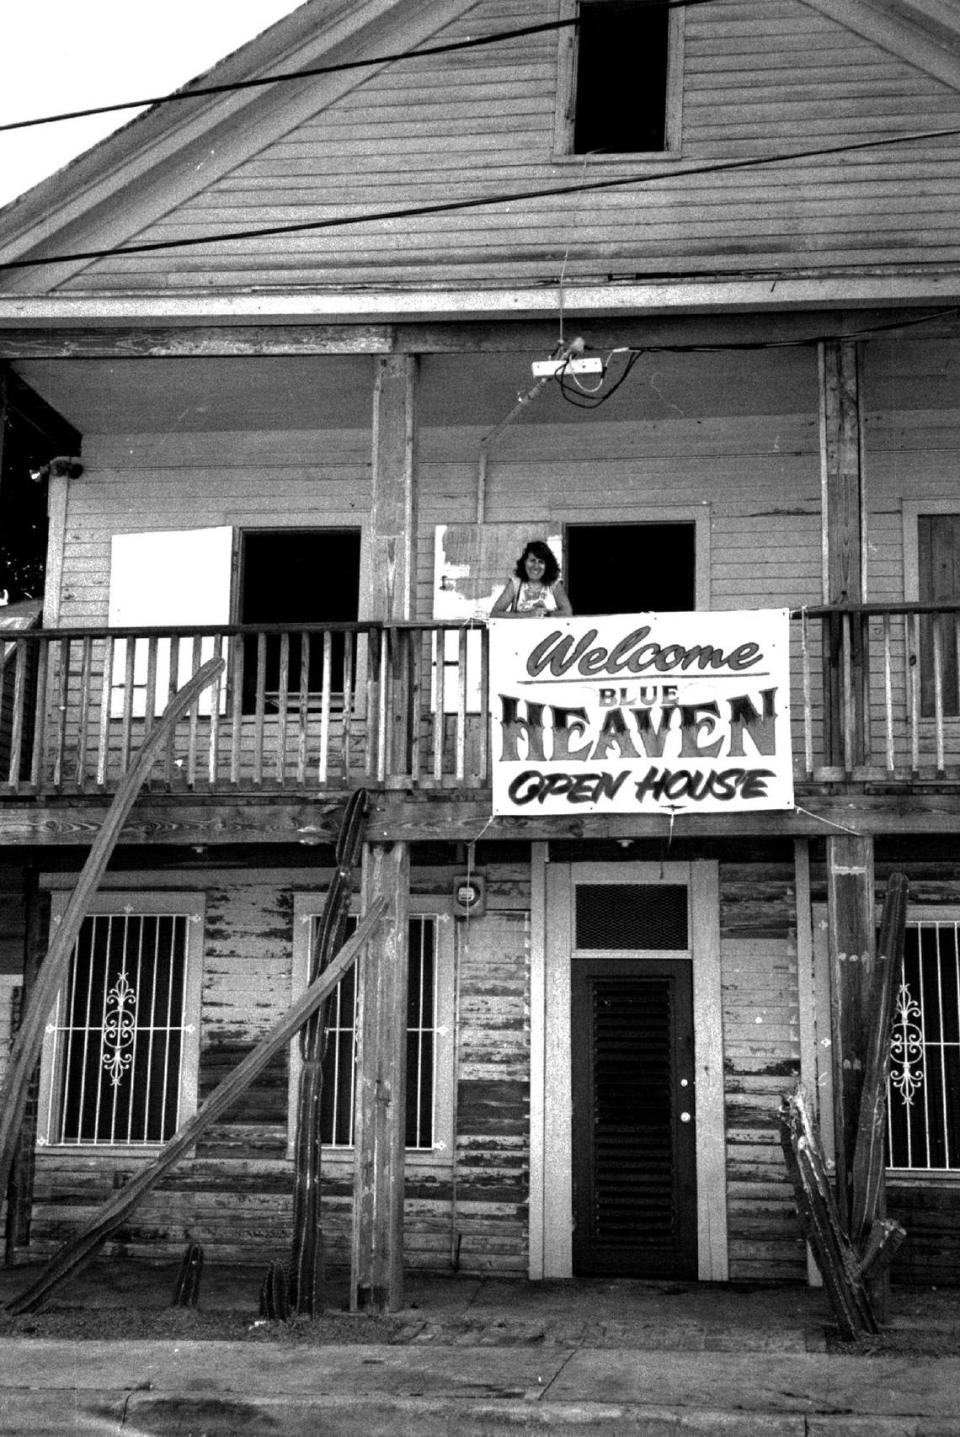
[491,540,573,619]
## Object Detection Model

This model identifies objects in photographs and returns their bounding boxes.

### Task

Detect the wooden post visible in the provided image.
[3,864,44,1263]
[347,353,418,1313]
[825,834,875,1230]
[819,338,868,767]
[370,355,418,621]
[850,871,910,1318]
[351,840,409,1314]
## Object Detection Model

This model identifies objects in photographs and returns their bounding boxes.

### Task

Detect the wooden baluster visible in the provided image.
[882,612,895,773]
[8,639,28,789]
[296,632,309,786]
[118,636,136,774]
[96,636,113,788]
[253,632,266,786]
[144,636,158,736]
[955,611,960,718]
[74,636,93,789]
[318,631,332,787]
[365,629,380,780]
[275,631,290,786]
[30,640,49,792]
[409,629,423,783]
[908,612,920,774]
[799,611,813,779]
[182,635,202,787]
[433,632,445,784]
[342,631,355,779]
[377,629,389,782]
[456,628,468,783]
[165,636,180,786]
[841,612,854,775]
[932,611,945,774]
[391,627,409,782]
[478,623,490,785]
[227,635,242,785]
[208,635,223,787]
[51,637,69,790]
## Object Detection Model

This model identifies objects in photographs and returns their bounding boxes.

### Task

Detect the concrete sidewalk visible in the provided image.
[1,1264,959,1434]
[3,1334,960,1435]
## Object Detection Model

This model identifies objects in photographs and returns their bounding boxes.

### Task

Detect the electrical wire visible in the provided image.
[0,0,717,135]
[554,304,960,408]
[4,122,960,273]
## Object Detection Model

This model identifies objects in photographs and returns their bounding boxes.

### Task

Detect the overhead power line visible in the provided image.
[2,123,959,273]
[0,0,716,135]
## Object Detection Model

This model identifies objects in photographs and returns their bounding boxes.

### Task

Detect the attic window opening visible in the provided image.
[569,1,675,156]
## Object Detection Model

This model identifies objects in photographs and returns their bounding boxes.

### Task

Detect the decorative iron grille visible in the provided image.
[43,910,194,1146]
[888,920,960,1171]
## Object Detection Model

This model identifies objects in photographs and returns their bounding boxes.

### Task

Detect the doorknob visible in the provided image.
[680,1112,692,1123]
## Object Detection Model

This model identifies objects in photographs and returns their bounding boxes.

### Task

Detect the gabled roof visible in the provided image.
[0,0,481,290]
[1,0,959,315]
[799,0,960,88]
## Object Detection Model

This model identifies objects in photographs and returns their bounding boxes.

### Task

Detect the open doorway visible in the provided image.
[564,523,695,616]
[238,529,361,707]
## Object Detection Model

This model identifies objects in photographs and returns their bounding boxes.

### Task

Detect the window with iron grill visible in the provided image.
[313,914,438,1150]
[40,902,201,1148]
[888,919,960,1171]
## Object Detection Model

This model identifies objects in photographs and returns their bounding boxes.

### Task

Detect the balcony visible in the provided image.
[1,607,959,800]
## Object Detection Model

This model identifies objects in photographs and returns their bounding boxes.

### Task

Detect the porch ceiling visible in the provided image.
[12,344,822,436]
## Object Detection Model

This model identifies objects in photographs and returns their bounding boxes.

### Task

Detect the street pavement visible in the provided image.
[1,1264,959,1435]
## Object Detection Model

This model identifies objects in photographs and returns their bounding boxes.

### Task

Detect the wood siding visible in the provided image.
[55,0,960,296]
[720,863,806,1283]
[28,865,530,1273]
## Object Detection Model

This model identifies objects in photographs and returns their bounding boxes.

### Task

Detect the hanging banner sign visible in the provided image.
[489,609,794,817]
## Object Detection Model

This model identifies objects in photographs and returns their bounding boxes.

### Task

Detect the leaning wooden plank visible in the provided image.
[779,1086,877,1341]
[290,786,369,1316]
[0,657,224,1205]
[849,871,909,1252]
[6,898,386,1316]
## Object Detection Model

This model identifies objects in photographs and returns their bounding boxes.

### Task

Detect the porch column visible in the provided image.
[370,354,418,619]
[825,834,875,1230]
[819,337,867,767]
[350,354,418,1313]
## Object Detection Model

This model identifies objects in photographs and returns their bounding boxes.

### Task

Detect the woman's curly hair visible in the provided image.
[513,540,560,586]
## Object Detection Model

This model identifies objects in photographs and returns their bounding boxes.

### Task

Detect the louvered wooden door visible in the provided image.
[571,959,697,1277]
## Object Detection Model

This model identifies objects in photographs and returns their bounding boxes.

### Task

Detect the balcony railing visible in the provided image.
[1,608,959,799]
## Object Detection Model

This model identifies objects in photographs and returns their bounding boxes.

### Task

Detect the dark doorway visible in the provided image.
[0,369,80,604]
[238,529,361,706]
[564,522,695,616]
[571,958,697,1278]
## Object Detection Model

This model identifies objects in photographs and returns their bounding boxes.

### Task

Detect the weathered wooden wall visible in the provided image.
[54,0,960,295]
[720,861,806,1283]
[28,862,530,1274]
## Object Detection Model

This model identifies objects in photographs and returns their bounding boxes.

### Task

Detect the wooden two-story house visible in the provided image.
[2,0,960,1308]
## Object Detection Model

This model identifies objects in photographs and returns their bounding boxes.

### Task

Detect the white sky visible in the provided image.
[0,2,305,210]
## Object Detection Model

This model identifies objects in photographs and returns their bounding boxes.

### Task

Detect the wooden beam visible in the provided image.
[0,797,345,846]
[351,840,409,1315]
[10,785,960,847]
[825,834,875,1230]
[1,311,956,361]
